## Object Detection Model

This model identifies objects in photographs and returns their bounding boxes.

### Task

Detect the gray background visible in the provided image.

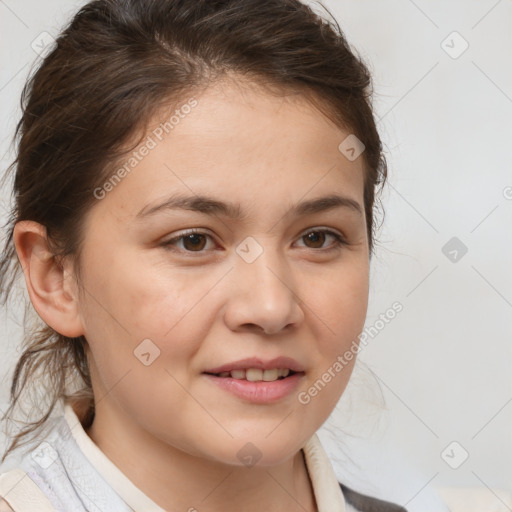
[1,1,511,511]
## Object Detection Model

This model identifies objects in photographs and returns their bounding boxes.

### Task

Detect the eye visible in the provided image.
[295,228,347,251]
[161,229,216,253]
[161,227,347,255]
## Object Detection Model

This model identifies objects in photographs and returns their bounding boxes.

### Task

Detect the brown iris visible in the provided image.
[303,231,326,249]
[183,233,208,251]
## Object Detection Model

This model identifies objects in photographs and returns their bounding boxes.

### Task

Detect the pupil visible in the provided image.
[184,234,206,251]
[306,231,324,248]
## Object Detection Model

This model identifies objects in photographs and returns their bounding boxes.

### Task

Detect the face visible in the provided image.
[76,77,369,467]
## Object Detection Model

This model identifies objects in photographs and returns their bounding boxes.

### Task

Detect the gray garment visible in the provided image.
[0,404,405,512]
[10,413,133,512]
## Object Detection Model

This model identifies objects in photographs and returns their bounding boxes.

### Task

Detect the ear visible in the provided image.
[13,220,84,338]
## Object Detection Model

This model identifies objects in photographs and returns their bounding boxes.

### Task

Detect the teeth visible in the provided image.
[217,368,292,381]
[246,368,263,381]
[262,368,279,381]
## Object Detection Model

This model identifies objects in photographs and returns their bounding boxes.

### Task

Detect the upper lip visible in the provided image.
[204,356,305,374]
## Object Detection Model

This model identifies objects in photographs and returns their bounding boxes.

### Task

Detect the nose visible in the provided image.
[223,241,305,335]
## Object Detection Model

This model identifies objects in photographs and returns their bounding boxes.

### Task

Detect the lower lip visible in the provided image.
[203,372,304,404]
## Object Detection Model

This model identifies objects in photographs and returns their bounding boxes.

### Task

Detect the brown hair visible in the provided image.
[0,0,387,463]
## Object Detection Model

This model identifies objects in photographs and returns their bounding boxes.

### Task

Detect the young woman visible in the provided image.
[0,1,406,510]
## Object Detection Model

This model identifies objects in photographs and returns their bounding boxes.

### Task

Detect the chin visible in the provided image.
[209,435,305,469]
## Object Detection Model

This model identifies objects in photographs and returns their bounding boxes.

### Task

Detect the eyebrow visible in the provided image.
[135,193,363,220]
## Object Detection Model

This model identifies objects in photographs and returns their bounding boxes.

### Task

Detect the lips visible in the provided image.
[204,356,305,375]
[213,368,295,383]
[203,371,304,403]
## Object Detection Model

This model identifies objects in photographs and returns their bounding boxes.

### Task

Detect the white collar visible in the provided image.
[63,403,346,511]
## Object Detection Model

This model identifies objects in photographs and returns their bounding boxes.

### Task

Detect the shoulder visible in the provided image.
[0,468,20,512]
[340,482,408,512]
[0,498,15,512]
[0,467,57,512]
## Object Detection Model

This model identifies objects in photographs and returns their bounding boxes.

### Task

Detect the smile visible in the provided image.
[206,368,295,382]
[203,371,304,403]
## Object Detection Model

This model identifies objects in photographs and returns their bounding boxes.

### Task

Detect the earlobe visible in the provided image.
[13,220,84,338]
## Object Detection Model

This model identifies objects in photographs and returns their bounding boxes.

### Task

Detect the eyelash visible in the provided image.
[161,228,347,255]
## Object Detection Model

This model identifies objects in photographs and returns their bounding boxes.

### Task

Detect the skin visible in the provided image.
[13,77,369,512]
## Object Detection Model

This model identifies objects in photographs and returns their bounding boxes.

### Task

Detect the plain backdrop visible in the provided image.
[0,1,511,511]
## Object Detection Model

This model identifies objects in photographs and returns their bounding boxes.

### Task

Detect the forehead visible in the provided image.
[90,78,366,224]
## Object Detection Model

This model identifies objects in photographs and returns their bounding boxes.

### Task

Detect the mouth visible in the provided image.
[203,368,300,382]
[202,369,304,403]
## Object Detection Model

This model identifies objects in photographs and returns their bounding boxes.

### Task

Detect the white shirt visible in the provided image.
[0,403,358,512]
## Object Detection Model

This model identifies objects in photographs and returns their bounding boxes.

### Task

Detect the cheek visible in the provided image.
[81,250,193,338]
[305,269,367,416]
[79,251,224,383]
[309,260,369,354]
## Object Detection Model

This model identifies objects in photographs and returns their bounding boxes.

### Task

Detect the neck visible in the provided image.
[82,401,318,512]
